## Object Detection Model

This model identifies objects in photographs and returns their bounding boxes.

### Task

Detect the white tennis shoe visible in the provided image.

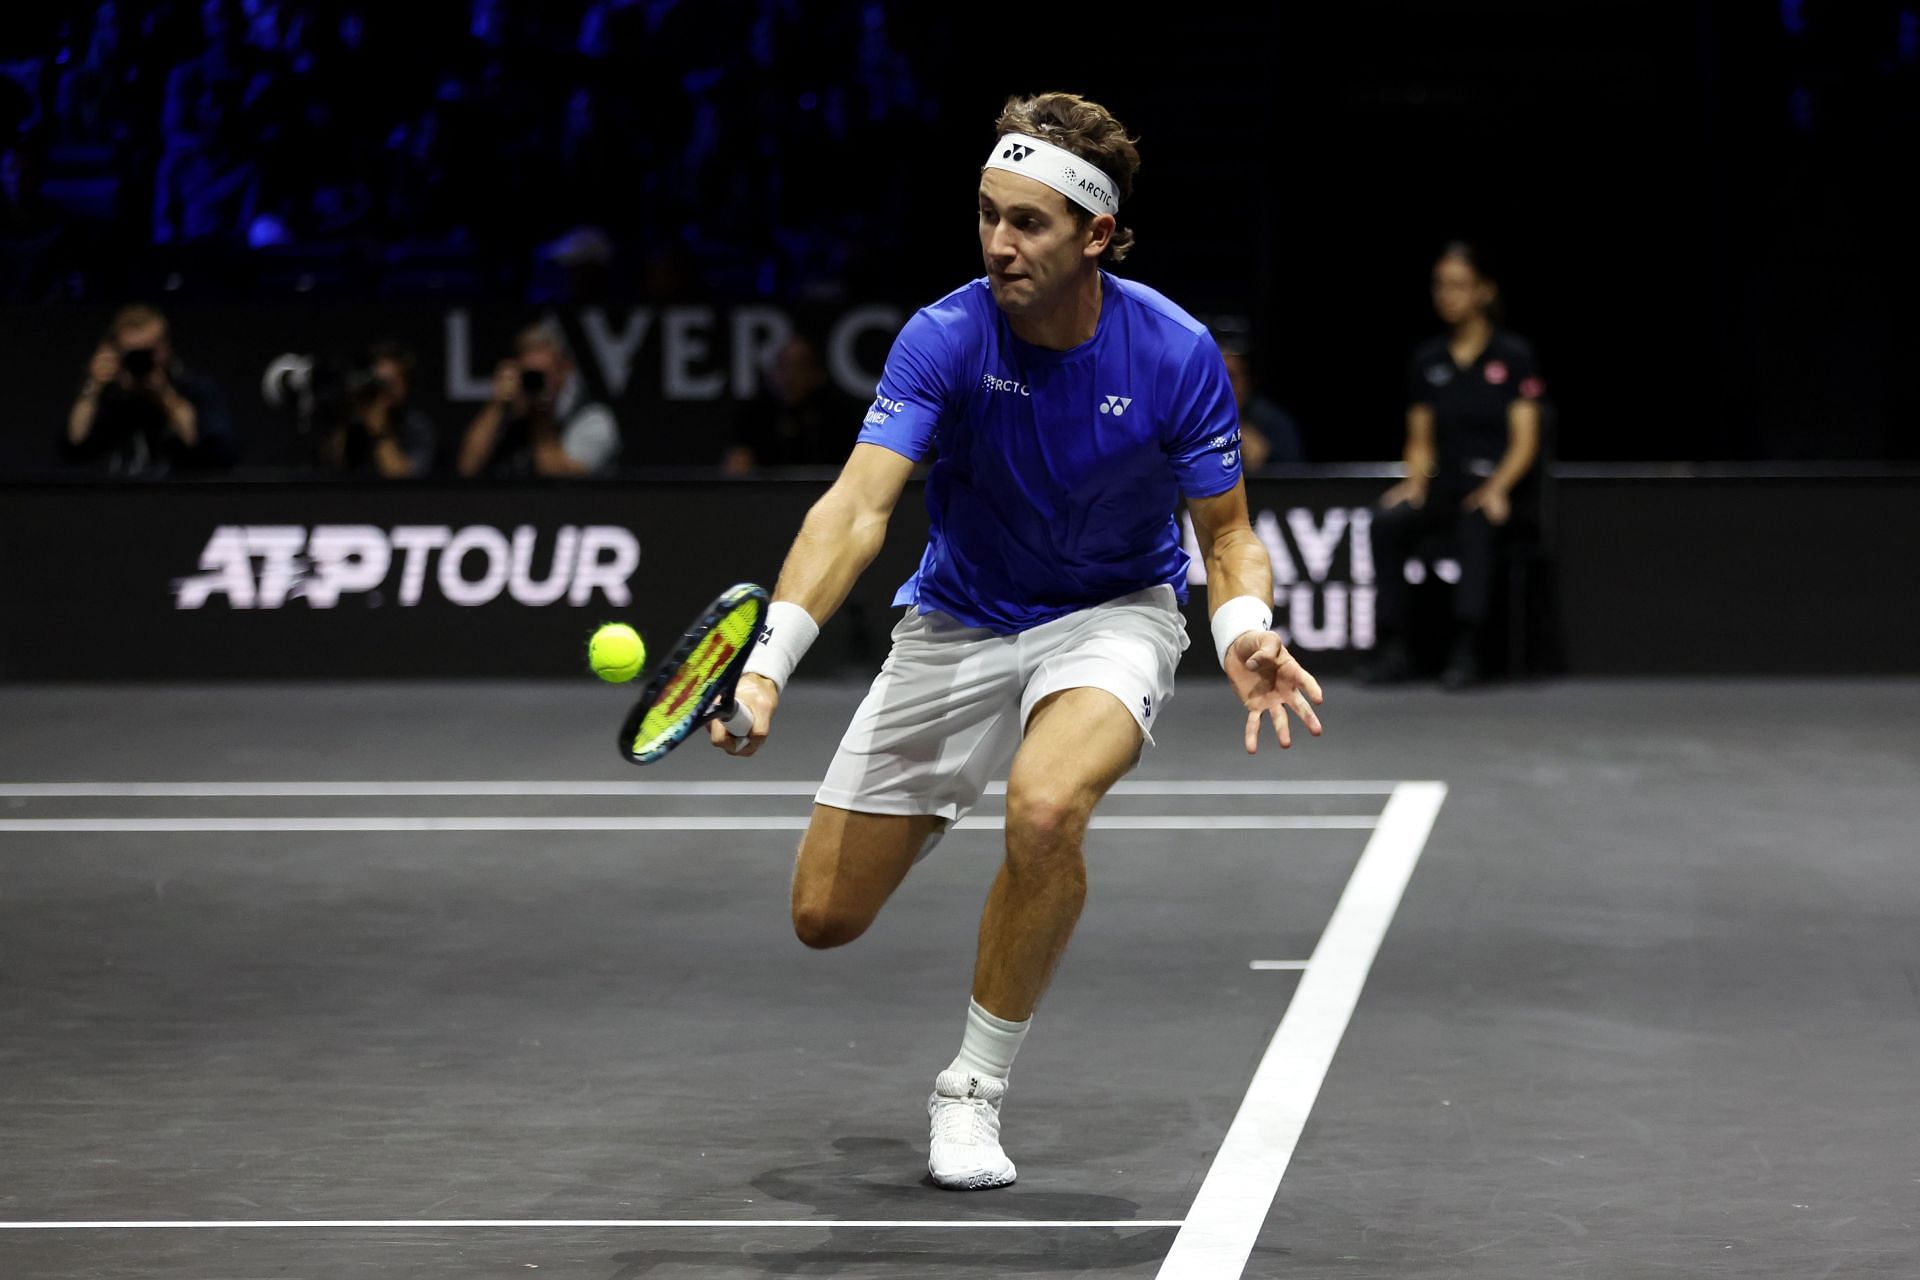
[927,1069,1017,1190]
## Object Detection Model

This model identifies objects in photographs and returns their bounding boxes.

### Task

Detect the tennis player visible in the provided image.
[709,92,1324,1190]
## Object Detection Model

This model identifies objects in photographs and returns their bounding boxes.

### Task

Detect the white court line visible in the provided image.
[0,780,1400,799]
[0,815,1379,834]
[0,1218,1183,1231]
[1157,780,1447,1280]
[1246,960,1310,971]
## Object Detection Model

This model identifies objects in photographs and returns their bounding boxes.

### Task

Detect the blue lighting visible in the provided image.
[1780,0,1806,37]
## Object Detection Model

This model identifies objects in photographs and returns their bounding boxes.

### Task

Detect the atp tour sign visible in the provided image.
[173,524,641,611]
[1179,504,1376,653]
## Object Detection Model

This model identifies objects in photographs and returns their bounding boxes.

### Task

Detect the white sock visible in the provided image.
[946,997,1030,1081]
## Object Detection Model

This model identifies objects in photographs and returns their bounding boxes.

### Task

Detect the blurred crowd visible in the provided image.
[0,0,939,304]
[54,301,1326,480]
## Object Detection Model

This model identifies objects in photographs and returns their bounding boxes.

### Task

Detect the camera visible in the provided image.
[519,367,548,397]
[262,352,384,437]
[120,346,157,380]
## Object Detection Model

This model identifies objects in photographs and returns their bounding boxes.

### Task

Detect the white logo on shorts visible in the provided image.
[1100,395,1133,416]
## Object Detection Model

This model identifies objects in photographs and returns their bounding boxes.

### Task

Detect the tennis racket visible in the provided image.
[617,582,768,765]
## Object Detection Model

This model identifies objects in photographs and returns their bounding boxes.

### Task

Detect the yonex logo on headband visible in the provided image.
[983,133,1120,218]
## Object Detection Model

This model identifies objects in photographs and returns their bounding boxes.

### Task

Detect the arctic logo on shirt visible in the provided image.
[864,393,907,428]
[981,373,1030,397]
[1099,395,1133,416]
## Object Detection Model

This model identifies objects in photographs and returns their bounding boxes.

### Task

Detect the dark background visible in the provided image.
[3,0,1915,468]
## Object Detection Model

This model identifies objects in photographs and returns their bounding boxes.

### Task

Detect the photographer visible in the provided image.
[457,322,620,478]
[66,304,234,474]
[318,342,437,478]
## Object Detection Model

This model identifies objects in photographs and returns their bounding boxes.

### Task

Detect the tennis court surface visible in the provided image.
[2,678,1915,1278]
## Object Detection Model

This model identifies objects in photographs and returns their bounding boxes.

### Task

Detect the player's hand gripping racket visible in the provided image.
[617,583,768,765]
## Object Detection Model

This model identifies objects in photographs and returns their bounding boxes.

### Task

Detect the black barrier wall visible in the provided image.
[2,476,1916,680]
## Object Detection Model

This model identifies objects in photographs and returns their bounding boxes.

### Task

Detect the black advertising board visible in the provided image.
[3,475,1916,680]
[0,477,1387,680]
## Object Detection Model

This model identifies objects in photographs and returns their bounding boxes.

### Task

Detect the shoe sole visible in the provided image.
[929,1164,1017,1191]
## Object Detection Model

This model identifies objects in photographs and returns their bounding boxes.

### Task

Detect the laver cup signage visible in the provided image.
[174,524,641,610]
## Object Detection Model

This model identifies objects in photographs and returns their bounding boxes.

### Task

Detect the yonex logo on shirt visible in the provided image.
[1099,395,1133,416]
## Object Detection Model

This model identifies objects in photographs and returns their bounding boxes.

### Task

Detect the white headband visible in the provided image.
[982,133,1120,219]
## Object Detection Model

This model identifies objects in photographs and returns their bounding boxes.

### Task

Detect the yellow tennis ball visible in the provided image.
[588,623,646,683]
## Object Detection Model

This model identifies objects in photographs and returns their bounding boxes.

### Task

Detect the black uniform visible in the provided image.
[1373,329,1544,641]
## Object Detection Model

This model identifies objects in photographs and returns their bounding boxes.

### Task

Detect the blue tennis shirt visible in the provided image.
[858,272,1242,634]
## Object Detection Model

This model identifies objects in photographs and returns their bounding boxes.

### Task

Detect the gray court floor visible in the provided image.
[1,678,1916,1279]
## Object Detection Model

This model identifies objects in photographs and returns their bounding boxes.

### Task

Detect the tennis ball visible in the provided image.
[588,623,646,683]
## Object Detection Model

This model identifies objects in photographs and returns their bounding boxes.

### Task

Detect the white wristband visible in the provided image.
[1210,594,1273,670]
[742,600,819,691]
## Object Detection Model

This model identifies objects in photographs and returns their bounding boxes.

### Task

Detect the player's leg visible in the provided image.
[925,686,1142,1190]
[789,805,943,949]
[975,685,1141,1016]
[926,588,1179,1190]
[799,604,1024,949]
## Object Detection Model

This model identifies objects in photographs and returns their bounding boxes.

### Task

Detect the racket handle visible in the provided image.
[721,700,754,739]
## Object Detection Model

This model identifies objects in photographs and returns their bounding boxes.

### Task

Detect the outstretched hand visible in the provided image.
[1226,630,1324,753]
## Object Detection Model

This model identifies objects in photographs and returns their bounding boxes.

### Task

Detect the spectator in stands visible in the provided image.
[1218,342,1304,470]
[0,143,64,302]
[1363,242,1544,689]
[65,303,234,474]
[722,334,862,472]
[458,322,619,477]
[318,341,436,478]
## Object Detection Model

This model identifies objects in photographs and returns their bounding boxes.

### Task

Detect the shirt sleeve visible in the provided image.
[1505,339,1547,402]
[562,404,621,473]
[1407,349,1435,407]
[1165,337,1242,499]
[856,308,952,463]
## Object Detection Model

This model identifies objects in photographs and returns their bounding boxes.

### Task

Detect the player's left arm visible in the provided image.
[1188,483,1324,753]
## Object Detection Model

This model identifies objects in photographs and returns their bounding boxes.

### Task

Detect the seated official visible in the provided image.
[1364,242,1542,689]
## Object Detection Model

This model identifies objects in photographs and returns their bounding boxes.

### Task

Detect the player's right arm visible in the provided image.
[709,443,915,754]
[767,443,915,623]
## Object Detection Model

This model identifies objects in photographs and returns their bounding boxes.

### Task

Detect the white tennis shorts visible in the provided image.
[815,585,1191,825]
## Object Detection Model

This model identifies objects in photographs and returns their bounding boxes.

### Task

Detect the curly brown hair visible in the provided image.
[990,92,1141,263]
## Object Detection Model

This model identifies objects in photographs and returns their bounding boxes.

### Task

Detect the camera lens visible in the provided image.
[520,368,547,396]
[122,348,156,378]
